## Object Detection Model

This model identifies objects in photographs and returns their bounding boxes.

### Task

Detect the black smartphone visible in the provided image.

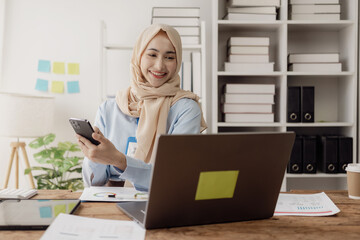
[69,118,100,145]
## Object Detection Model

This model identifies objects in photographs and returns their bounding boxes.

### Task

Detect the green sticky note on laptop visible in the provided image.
[195,170,239,200]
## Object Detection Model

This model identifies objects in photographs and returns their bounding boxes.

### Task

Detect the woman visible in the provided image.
[77,24,207,191]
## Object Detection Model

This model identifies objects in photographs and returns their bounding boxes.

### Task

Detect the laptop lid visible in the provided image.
[119,132,295,229]
[0,199,81,230]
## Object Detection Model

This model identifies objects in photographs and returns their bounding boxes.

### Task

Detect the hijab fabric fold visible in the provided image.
[116,24,207,164]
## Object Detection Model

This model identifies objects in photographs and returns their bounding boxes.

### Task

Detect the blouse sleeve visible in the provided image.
[82,103,111,187]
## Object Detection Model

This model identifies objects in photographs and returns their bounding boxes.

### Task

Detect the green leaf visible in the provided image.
[43,133,56,145]
[29,137,45,149]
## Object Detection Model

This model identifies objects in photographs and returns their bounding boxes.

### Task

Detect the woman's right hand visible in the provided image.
[76,127,127,170]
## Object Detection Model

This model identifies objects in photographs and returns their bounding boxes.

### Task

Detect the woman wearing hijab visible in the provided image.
[77,24,207,191]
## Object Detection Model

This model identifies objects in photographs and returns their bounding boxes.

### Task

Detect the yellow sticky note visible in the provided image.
[53,62,65,74]
[195,170,239,200]
[51,81,64,93]
[54,204,66,217]
[67,203,77,213]
[68,63,80,75]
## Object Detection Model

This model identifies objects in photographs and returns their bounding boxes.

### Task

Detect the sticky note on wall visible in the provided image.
[38,60,51,73]
[195,170,239,200]
[67,81,80,93]
[35,79,49,92]
[68,63,80,75]
[53,62,65,74]
[51,81,64,93]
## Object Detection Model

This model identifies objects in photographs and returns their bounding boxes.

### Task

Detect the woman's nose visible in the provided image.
[154,58,164,69]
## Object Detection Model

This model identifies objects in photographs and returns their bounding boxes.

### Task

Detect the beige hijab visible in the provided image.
[116,24,207,164]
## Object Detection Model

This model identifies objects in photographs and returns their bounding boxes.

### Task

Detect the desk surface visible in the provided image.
[1,190,360,240]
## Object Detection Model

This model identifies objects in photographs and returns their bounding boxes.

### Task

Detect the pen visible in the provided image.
[106,193,148,199]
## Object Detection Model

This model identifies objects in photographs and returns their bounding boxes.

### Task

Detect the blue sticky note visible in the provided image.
[35,78,49,92]
[38,60,51,73]
[67,81,80,93]
[39,206,52,218]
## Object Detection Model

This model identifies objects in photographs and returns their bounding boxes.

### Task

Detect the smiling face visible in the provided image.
[140,31,177,88]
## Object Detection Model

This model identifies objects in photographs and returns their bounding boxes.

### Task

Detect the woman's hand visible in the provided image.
[76,127,127,170]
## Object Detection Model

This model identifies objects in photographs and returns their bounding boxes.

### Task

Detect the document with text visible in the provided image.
[41,213,145,240]
[274,192,340,216]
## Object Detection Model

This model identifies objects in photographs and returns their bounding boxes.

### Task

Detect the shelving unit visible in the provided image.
[212,0,358,191]
[100,20,207,119]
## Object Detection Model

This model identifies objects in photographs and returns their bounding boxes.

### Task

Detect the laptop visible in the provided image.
[117,132,295,229]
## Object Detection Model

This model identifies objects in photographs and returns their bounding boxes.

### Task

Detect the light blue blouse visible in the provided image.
[82,98,201,191]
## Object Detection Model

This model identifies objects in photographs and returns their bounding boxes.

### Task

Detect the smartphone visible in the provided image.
[69,118,100,145]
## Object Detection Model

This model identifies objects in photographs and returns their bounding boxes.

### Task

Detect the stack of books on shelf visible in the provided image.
[288,53,342,72]
[179,52,202,97]
[225,37,274,72]
[224,0,280,21]
[222,83,275,123]
[289,0,340,21]
[151,7,200,45]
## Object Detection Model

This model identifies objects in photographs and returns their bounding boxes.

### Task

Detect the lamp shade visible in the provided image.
[0,92,55,138]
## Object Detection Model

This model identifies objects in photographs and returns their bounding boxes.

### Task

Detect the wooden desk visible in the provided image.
[1,190,360,239]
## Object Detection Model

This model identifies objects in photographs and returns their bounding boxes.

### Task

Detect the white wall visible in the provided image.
[0,0,212,188]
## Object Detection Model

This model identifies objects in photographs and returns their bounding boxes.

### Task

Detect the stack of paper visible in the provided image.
[225,37,274,72]
[151,7,200,45]
[224,0,280,21]
[289,0,341,21]
[288,53,342,72]
[222,83,275,123]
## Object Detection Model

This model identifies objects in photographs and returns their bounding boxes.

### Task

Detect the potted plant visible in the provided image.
[25,133,84,191]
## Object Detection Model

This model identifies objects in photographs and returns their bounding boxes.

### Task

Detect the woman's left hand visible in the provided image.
[76,127,127,170]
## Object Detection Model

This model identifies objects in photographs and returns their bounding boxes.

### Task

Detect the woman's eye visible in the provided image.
[166,56,175,60]
[148,54,156,57]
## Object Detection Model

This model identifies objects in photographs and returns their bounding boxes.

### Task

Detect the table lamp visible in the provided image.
[0,92,55,189]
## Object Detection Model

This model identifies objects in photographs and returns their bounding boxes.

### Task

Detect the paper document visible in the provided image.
[274,192,340,216]
[80,187,148,202]
[41,213,145,240]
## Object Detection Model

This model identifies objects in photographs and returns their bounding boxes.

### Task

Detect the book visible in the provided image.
[224,113,274,122]
[224,13,276,21]
[152,7,200,17]
[228,46,269,55]
[191,52,202,97]
[222,103,273,113]
[291,13,340,21]
[0,188,37,199]
[288,53,339,63]
[291,4,340,14]
[225,62,274,72]
[228,37,270,46]
[228,0,280,8]
[152,17,199,26]
[289,63,342,72]
[227,6,277,14]
[225,84,275,94]
[224,93,274,104]
[290,0,339,4]
[181,36,200,45]
[174,26,200,36]
[229,54,269,63]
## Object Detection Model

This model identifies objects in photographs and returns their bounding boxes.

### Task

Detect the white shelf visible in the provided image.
[217,122,283,127]
[212,0,358,191]
[287,72,354,76]
[218,71,284,76]
[286,173,347,178]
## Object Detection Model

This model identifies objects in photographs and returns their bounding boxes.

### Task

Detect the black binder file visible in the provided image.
[287,86,301,122]
[319,136,338,173]
[287,136,302,173]
[303,136,317,173]
[301,86,314,122]
[338,137,353,173]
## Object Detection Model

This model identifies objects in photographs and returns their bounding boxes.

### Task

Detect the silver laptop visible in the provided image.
[117,132,295,229]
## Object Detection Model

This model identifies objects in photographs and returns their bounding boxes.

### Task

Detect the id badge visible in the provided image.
[126,137,137,158]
